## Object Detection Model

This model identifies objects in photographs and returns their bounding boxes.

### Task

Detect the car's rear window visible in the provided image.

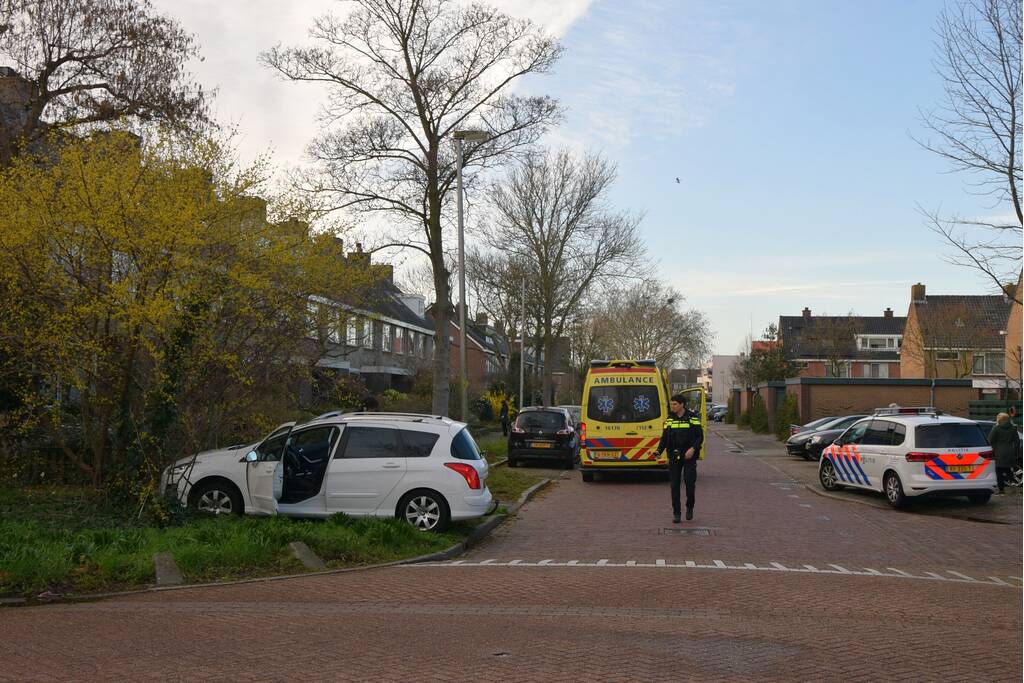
[586,385,663,424]
[915,423,988,448]
[450,428,482,461]
[516,411,566,431]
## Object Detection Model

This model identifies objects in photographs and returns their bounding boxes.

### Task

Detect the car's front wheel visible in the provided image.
[190,480,244,516]
[398,490,451,533]
[884,472,907,509]
[819,459,843,491]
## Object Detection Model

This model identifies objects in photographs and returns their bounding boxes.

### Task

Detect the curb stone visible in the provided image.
[2,477,555,608]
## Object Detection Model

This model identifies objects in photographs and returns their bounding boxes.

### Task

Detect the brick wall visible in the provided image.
[786,378,975,421]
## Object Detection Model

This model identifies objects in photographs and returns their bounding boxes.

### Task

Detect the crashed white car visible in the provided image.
[161,412,493,532]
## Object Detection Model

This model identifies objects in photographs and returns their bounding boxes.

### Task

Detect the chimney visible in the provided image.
[884,307,893,318]
[1002,282,1017,302]
[802,307,811,320]
[475,312,488,327]
[0,67,32,138]
[911,283,926,303]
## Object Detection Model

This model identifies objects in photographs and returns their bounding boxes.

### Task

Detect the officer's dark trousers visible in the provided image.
[668,452,697,515]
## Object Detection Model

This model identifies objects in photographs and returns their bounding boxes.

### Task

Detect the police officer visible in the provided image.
[655,393,704,523]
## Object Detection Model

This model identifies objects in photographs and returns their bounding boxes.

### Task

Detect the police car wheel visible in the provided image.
[884,472,907,508]
[819,460,843,491]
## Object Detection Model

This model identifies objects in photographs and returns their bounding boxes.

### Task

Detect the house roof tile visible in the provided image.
[911,295,1011,349]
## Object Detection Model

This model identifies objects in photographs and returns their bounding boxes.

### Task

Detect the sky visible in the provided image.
[154,0,1015,357]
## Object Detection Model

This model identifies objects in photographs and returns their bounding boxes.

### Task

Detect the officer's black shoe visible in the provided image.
[685,509,693,521]
[672,514,681,524]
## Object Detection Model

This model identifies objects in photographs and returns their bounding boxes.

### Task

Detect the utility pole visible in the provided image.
[519,276,526,410]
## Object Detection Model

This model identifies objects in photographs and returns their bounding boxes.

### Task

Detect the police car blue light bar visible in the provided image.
[873,406,939,416]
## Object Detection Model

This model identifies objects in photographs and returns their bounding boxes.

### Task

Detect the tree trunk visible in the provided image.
[426,153,451,416]
[542,326,553,408]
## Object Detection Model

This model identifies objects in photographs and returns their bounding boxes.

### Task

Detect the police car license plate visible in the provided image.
[530,441,553,449]
[947,465,974,473]
[591,451,621,461]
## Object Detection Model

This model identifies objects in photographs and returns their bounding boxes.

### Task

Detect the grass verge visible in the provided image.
[476,432,508,464]
[0,485,466,599]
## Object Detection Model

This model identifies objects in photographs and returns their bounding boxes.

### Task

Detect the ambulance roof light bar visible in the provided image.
[873,406,939,416]
[590,359,657,368]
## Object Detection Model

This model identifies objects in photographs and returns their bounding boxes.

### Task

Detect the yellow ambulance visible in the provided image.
[578,359,705,482]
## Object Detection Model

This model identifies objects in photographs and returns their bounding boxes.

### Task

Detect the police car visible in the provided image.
[817,407,996,508]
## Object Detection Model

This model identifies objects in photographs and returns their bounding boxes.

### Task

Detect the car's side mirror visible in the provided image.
[244,450,259,463]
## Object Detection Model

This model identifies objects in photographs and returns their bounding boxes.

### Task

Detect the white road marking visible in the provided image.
[415,560,1021,588]
[788,495,800,498]
[799,504,813,508]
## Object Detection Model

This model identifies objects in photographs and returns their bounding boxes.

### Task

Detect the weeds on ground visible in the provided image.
[0,485,459,597]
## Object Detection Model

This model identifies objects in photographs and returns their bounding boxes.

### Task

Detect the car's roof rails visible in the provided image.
[590,359,657,368]
[343,412,448,421]
[313,410,345,420]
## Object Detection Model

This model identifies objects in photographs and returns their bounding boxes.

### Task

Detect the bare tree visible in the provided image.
[591,281,712,370]
[0,0,207,165]
[903,301,986,378]
[484,149,644,402]
[917,0,1022,300]
[263,0,562,415]
[801,315,857,378]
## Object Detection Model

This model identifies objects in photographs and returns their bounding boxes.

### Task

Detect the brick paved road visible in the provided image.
[2,427,1020,682]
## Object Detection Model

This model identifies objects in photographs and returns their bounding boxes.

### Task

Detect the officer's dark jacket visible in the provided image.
[656,409,704,455]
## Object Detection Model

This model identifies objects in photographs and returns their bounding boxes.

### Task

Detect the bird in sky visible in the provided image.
[675,177,680,183]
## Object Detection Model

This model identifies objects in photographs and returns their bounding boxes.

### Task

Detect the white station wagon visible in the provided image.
[161,412,494,532]
[818,407,997,508]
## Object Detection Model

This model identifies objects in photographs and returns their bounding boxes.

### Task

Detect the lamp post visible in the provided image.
[453,129,489,422]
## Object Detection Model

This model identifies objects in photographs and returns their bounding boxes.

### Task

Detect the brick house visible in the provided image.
[426,307,509,393]
[900,282,1014,386]
[779,307,906,379]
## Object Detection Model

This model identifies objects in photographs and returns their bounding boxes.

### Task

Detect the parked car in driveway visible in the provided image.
[785,415,866,457]
[555,404,582,427]
[709,405,728,422]
[819,407,996,508]
[788,416,836,438]
[508,406,579,469]
[161,412,493,532]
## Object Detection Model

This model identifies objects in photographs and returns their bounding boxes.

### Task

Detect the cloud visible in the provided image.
[544,0,740,151]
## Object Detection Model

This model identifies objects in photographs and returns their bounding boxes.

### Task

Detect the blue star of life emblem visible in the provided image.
[597,396,615,414]
[633,395,651,412]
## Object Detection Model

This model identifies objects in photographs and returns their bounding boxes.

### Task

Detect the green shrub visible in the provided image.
[775,394,801,441]
[749,394,770,433]
[736,410,750,428]
[725,397,735,424]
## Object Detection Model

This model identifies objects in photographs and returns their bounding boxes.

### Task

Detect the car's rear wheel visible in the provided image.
[819,460,843,491]
[398,490,451,533]
[967,492,991,505]
[190,480,244,516]
[884,472,907,509]
[581,470,594,482]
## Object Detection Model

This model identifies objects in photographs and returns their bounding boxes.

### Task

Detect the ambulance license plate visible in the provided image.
[947,465,974,473]
[530,441,553,449]
[591,451,621,461]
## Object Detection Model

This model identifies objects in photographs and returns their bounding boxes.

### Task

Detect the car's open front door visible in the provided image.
[245,422,294,515]
[680,387,707,459]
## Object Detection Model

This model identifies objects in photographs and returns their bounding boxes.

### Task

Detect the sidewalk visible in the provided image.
[710,423,1023,525]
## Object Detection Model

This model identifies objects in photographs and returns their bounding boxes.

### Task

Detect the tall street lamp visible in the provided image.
[453,129,489,422]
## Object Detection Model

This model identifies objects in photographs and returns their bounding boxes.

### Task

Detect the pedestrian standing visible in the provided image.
[500,399,510,437]
[988,412,1020,495]
[654,394,704,523]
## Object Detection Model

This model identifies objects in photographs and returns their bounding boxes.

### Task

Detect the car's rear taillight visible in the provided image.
[579,422,586,442]
[444,462,481,489]
[790,426,800,435]
[979,449,993,459]
[511,418,525,434]
[905,452,933,462]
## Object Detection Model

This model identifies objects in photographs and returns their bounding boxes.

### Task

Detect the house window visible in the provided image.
[346,319,357,346]
[886,338,895,348]
[361,320,373,349]
[865,363,889,379]
[974,353,1005,376]
[328,309,341,344]
[936,350,959,361]
[307,302,320,339]
[826,363,850,378]
[382,323,392,352]
[394,327,404,355]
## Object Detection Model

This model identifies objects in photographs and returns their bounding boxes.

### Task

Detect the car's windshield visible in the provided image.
[516,411,567,431]
[915,423,988,448]
[824,415,866,431]
[586,385,663,424]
